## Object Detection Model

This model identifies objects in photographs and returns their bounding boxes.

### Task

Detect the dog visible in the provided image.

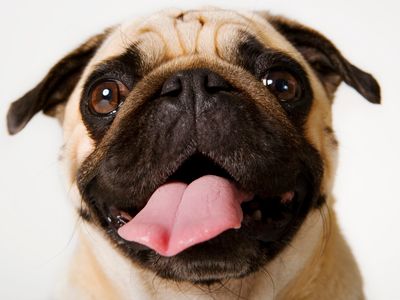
[7,8,380,300]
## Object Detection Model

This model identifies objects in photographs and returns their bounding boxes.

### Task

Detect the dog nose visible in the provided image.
[160,68,232,97]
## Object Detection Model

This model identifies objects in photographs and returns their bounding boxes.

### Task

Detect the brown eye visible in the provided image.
[262,70,301,102]
[89,81,128,114]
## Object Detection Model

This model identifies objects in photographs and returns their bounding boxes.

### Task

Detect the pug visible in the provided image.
[7,8,380,300]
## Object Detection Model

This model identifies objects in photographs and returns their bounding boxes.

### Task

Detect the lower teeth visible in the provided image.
[108,207,132,227]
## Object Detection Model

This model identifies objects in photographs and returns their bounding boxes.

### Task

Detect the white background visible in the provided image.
[1,1,399,299]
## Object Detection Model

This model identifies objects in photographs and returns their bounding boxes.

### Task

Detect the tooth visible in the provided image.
[252,210,262,221]
[281,191,295,204]
[116,216,127,226]
[119,211,133,222]
[116,211,132,226]
[108,206,133,227]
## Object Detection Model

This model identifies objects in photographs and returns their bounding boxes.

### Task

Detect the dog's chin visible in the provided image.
[121,230,265,284]
[82,153,315,283]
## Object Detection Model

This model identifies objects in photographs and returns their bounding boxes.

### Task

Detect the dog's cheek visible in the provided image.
[61,89,96,210]
[302,74,337,199]
[68,130,93,176]
[61,123,94,209]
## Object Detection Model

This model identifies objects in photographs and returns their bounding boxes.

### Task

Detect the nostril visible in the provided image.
[160,75,182,97]
[205,72,232,94]
[160,69,233,98]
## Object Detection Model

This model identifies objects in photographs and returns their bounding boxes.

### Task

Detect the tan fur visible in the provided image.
[280,203,364,300]
[57,8,363,299]
[62,234,122,300]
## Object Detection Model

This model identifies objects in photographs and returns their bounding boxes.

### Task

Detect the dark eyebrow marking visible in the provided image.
[83,45,143,92]
[237,34,307,78]
[237,34,265,72]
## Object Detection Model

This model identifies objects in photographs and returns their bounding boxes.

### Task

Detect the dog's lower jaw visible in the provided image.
[56,203,364,300]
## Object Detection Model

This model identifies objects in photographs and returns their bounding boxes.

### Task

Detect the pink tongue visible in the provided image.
[118,175,252,257]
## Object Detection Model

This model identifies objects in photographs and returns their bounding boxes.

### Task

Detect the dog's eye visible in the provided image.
[89,80,129,115]
[262,70,301,102]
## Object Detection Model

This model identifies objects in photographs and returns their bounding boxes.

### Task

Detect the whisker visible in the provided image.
[260,265,276,300]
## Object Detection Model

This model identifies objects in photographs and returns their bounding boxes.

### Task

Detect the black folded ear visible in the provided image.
[7,30,110,135]
[266,14,380,104]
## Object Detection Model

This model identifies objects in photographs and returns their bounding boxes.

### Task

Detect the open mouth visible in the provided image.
[103,153,304,257]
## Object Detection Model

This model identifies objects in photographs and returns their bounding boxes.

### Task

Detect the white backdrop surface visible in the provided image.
[0,1,399,299]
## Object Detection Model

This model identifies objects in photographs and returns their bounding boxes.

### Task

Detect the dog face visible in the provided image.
[7,9,380,284]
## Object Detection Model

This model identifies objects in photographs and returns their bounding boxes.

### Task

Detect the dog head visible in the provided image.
[7,8,380,284]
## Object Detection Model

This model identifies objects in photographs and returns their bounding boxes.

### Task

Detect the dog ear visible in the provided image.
[7,30,110,135]
[265,14,380,103]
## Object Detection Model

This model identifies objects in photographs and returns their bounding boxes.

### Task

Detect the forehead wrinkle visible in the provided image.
[89,9,283,69]
[137,14,184,58]
[175,18,202,55]
[192,10,257,57]
[214,22,257,61]
[133,9,267,59]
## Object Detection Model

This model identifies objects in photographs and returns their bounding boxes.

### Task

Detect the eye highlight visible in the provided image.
[262,70,301,102]
[89,80,129,115]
